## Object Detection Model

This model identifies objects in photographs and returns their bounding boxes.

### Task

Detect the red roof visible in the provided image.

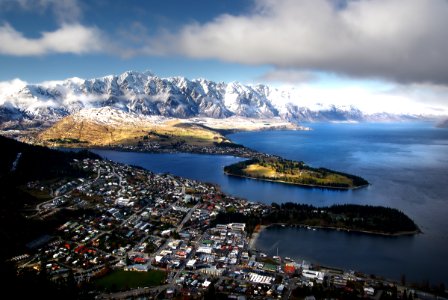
[284,264,296,274]
[74,245,85,254]
[134,257,146,263]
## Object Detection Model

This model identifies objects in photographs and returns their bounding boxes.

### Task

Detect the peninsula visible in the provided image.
[224,157,369,190]
[214,202,420,237]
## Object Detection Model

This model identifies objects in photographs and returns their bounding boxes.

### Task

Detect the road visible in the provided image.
[32,166,102,218]
[176,203,200,231]
[111,165,123,187]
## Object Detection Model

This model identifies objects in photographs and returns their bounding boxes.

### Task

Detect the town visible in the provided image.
[115,139,264,159]
[9,158,432,299]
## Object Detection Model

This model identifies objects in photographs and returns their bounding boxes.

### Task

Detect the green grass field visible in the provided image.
[243,164,276,177]
[243,163,353,186]
[94,270,166,291]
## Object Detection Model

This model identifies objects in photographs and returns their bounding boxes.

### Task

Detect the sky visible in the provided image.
[1,0,448,115]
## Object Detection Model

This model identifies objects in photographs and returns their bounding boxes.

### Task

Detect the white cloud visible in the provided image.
[282,82,448,116]
[150,0,448,85]
[258,69,317,84]
[0,23,105,56]
[386,83,448,112]
[0,78,27,100]
[0,78,28,107]
[0,1,109,57]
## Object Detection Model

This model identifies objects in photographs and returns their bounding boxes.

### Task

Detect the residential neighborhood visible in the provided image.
[9,158,436,299]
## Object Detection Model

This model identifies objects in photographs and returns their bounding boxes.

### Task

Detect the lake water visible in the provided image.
[92,122,448,285]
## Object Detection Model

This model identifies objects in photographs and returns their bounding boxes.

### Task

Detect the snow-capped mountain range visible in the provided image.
[0,70,424,129]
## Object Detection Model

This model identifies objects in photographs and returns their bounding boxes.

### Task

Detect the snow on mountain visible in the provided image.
[0,70,427,129]
[71,106,167,127]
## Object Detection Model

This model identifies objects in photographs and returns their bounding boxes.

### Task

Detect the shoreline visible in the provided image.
[64,146,364,193]
[249,224,267,249]
[224,171,369,191]
[255,223,421,238]
[246,223,423,285]
[59,139,416,238]
[36,120,309,160]
[70,147,417,238]
[54,143,261,159]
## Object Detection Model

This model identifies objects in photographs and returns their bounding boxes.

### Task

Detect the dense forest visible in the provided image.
[224,157,369,189]
[269,202,419,234]
[214,202,419,237]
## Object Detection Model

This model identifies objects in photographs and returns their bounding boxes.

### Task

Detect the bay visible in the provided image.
[92,122,448,285]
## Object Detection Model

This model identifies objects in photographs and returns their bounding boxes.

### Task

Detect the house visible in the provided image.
[197,246,212,254]
[248,272,274,284]
[228,223,246,232]
[302,270,325,281]
[186,259,197,269]
[284,263,296,274]
[125,264,149,272]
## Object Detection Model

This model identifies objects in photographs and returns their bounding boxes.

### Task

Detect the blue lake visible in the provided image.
[92,122,448,285]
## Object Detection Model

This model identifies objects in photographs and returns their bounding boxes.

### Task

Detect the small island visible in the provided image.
[224,157,369,190]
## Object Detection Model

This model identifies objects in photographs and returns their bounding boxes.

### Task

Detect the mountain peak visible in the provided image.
[142,70,155,77]
[0,70,433,131]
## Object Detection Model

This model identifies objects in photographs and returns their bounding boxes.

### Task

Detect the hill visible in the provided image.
[34,107,300,149]
[36,107,229,147]
[0,136,99,260]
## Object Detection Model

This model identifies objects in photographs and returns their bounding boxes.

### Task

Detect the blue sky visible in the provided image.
[0,0,259,83]
[1,0,448,115]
